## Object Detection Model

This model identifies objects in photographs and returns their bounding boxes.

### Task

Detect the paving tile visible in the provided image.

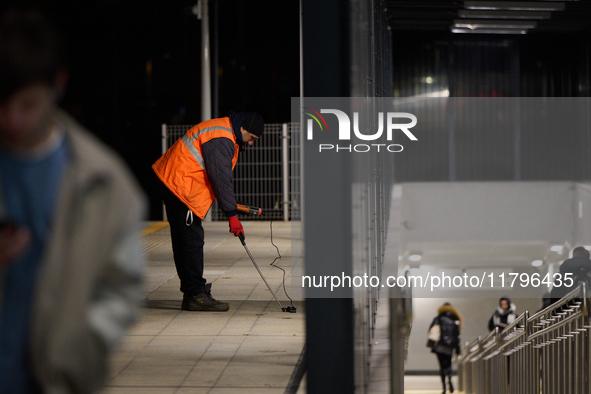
[207,388,285,394]
[102,387,178,394]
[108,335,155,377]
[109,362,194,387]
[105,222,304,392]
[159,313,234,336]
[215,364,296,388]
[236,335,304,356]
[173,389,210,394]
[127,309,180,335]
[181,359,231,386]
[217,317,258,336]
[205,338,243,353]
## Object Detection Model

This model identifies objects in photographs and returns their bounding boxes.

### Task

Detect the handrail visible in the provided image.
[528,282,586,322]
[460,336,481,361]
[527,310,584,341]
[457,282,591,394]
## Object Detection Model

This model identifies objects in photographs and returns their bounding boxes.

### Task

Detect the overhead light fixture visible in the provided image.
[452,28,528,34]
[550,244,564,253]
[464,1,566,11]
[459,10,552,19]
[531,260,543,267]
[408,254,422,262]
[453,19,537,29]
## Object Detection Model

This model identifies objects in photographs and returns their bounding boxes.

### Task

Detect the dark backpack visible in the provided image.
[573,267,591,289]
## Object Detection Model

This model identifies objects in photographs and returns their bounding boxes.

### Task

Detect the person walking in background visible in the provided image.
[152,112,264,312]
[0,9,146,393]
[538,291,552,313]
[550,246,591,303]
[488,297,517,331]
[427,302,462,394]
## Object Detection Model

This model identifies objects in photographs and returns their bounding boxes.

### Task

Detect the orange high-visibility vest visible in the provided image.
[153,117,239,219]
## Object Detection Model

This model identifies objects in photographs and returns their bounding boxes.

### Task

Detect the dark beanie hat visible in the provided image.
[242,112,264,137]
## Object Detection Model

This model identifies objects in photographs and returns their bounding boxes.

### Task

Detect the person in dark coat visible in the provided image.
[550,246,591,303]
[427,303,462,394]
[488,297,517,331]
[537,291,552,313]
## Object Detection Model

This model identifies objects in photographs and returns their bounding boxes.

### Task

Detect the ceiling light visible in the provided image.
[464,1,566,11]
[459,10,552,19]
[454,19,537,29]
[452,28,528,34]
[408,254,422,262]
[531,260,543,267]
[550,245,564,253]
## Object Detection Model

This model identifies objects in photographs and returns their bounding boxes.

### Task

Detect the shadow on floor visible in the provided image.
[145,299,181,310]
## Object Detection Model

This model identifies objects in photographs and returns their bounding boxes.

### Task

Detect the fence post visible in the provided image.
[389,291,405,394]
[161,124,168,221]
[282,123,289,221]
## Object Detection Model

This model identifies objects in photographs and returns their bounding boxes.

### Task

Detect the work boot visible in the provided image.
[182,283,229,311]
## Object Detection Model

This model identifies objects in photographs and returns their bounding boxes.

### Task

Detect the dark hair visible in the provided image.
[0,9,65,101]
[572,246,590,258]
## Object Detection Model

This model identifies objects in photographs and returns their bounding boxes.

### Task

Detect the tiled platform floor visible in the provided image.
[102,220,447,393]
[367,299,461,394]
[404,376,460,393]
[102,221,304,394]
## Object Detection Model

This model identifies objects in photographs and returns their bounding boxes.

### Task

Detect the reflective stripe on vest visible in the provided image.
[181,126,233,170]
[152,117,238,219]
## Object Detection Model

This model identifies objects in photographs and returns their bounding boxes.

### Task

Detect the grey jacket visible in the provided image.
[0,110,147,393]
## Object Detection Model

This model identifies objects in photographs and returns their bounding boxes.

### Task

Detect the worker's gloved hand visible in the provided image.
[228,215,245,238]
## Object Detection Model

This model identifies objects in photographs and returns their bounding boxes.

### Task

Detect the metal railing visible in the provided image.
[458,283,591,394]
[161,122,300,221]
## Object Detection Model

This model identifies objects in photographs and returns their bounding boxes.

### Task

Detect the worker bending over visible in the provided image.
[153,112,264,312]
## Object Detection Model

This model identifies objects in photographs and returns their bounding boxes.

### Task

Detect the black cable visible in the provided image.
[269,220,294,306]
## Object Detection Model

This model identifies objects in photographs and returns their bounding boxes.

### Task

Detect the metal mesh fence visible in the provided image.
[289,122,301,221]
[161,122,300,221]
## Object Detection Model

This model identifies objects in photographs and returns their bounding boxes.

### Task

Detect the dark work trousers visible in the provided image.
[436,352,452,383]
[155,175,206,296]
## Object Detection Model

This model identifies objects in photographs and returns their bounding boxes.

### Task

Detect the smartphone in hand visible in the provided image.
[0,221,30,266]
[0,220,18,232]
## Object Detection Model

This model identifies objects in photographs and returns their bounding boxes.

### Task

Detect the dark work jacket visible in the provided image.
[202,138,238,217]
[201,114,248,218]
[428,305,461,356]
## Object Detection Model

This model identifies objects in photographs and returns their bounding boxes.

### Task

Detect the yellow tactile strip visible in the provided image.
[139,222,171,254]
[141,221,169,237]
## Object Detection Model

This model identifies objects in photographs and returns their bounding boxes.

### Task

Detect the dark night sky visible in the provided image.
[2,1,300,218]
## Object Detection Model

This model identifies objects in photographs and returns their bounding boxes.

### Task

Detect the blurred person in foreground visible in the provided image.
[0,9,146,393]
[427,302,462,394]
